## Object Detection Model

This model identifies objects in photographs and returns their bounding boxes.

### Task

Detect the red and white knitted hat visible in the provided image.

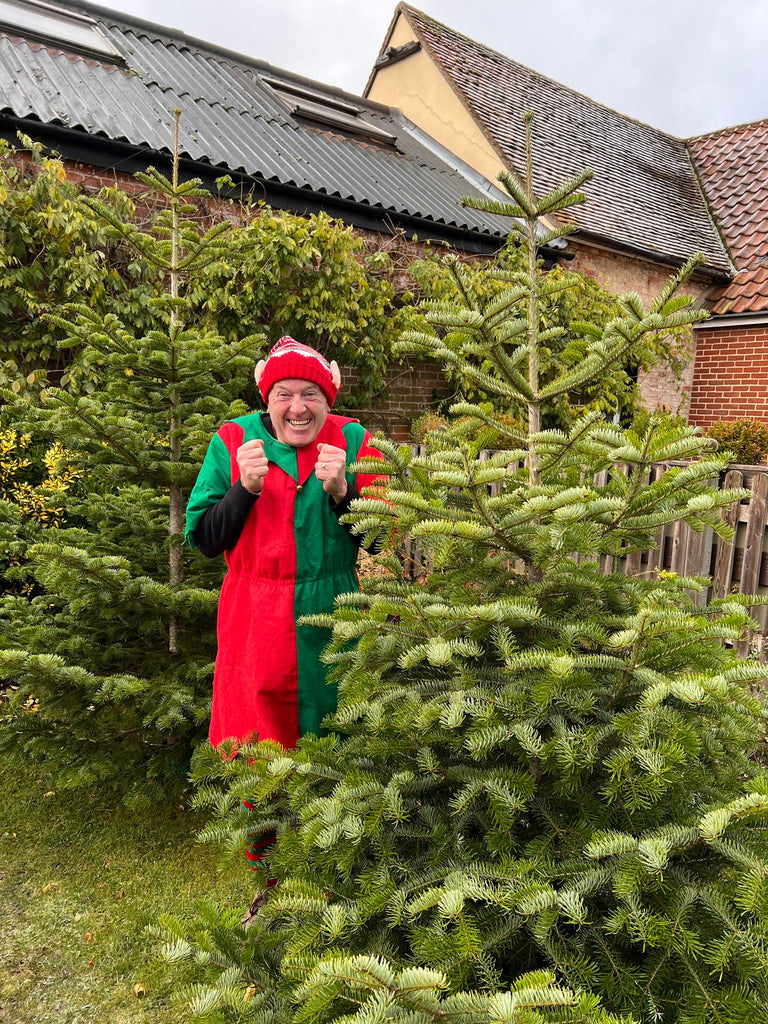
[255,336,340,406]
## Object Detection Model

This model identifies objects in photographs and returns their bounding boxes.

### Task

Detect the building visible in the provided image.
[0,0,515,437]
[365,3,768,428]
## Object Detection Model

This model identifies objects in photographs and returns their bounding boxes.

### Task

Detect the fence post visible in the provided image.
[739,472,768,597]
[669,519,688,576]
[712,469,743,600]
[645,463,667,572]
[737,472,768,657]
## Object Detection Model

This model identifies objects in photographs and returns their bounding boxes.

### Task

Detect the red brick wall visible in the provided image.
[340,360,451,442]
[59,159,149,195]
[60,157,246,225]
[688,323,768,429]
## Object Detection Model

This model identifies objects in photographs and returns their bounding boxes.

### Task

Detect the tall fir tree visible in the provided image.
[0,112,255,803]
[0,123,403,803]
[161,116,768,1023]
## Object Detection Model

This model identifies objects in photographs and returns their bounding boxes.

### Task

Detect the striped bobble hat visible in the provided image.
[256,336,339,406]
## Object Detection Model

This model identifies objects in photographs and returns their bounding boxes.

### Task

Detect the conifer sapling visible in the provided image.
[163,115,768,1022]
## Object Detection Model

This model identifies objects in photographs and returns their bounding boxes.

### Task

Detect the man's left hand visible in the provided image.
[315,443,348,502]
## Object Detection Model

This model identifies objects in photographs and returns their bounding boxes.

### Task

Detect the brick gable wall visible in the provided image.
[567,242,713,416]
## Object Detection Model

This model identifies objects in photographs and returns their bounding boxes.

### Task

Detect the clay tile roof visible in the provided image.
[397,4,732,276]
[688,120,768,314]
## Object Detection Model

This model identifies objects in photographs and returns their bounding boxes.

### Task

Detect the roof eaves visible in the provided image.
[570,228,732,282]
[695,310,768,329]
[0,110,506,251]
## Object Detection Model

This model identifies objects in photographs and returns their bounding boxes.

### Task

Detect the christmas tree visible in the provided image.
[162,116,768,1021]
[0,113,255,802]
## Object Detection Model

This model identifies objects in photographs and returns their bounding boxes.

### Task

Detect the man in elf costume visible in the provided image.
[186,336,382,759]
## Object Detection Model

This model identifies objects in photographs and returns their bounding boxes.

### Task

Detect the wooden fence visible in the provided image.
[399,450,768,660]
[636,462,768,659]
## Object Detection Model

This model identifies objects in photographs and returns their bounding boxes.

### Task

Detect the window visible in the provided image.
[0,0,123,62]
[262,75,398,148]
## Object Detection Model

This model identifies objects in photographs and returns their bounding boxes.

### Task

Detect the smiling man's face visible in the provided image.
[267,378,329,447]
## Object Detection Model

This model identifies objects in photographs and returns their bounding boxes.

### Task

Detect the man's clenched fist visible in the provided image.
[315,443,348,502]
[237,439,269,494]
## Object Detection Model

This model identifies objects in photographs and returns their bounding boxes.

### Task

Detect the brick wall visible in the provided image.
[60,157,247,227]
[567,242,713,415]
[58,159,150,196]
[688,324,768,429]
[340,360,451,442]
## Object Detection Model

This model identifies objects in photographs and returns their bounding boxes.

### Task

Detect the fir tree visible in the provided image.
[162,116,768,1022]
[404,244,686,433]
[0,112,255,802]
[0,120,402,802]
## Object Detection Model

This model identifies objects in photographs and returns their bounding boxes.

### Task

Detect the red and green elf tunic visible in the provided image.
[185,411,381,750]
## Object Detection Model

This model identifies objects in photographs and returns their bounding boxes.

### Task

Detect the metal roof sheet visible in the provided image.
[0,2,512,242]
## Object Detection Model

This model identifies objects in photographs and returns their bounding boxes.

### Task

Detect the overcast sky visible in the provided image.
[94,0,767,138]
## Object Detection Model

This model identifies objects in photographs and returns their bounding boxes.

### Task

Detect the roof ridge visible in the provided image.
[688,116,768,143]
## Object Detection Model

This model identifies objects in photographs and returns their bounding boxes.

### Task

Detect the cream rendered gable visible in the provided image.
[366,11,509,192]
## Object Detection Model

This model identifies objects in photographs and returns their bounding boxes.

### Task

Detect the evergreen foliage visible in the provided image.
[159,119,768,1020]
[0,124,402,802]
[0,118,255,802]
[0,136,396,408]
[0,135,156,385]
[405,247,632,430]
[404,227,690,433]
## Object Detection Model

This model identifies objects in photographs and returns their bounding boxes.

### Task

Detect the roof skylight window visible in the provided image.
[0,0,123,62]
[262,75,398,148]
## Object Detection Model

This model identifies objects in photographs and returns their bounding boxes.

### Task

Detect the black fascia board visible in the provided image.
[0,113,507,254]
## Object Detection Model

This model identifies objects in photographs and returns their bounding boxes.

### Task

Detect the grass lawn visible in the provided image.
[0,753,253,1023]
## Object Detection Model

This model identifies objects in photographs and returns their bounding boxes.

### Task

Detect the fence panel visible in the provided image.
[397,450,768,654]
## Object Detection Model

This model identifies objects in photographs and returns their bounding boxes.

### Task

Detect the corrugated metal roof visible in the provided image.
[0,1,512,242]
